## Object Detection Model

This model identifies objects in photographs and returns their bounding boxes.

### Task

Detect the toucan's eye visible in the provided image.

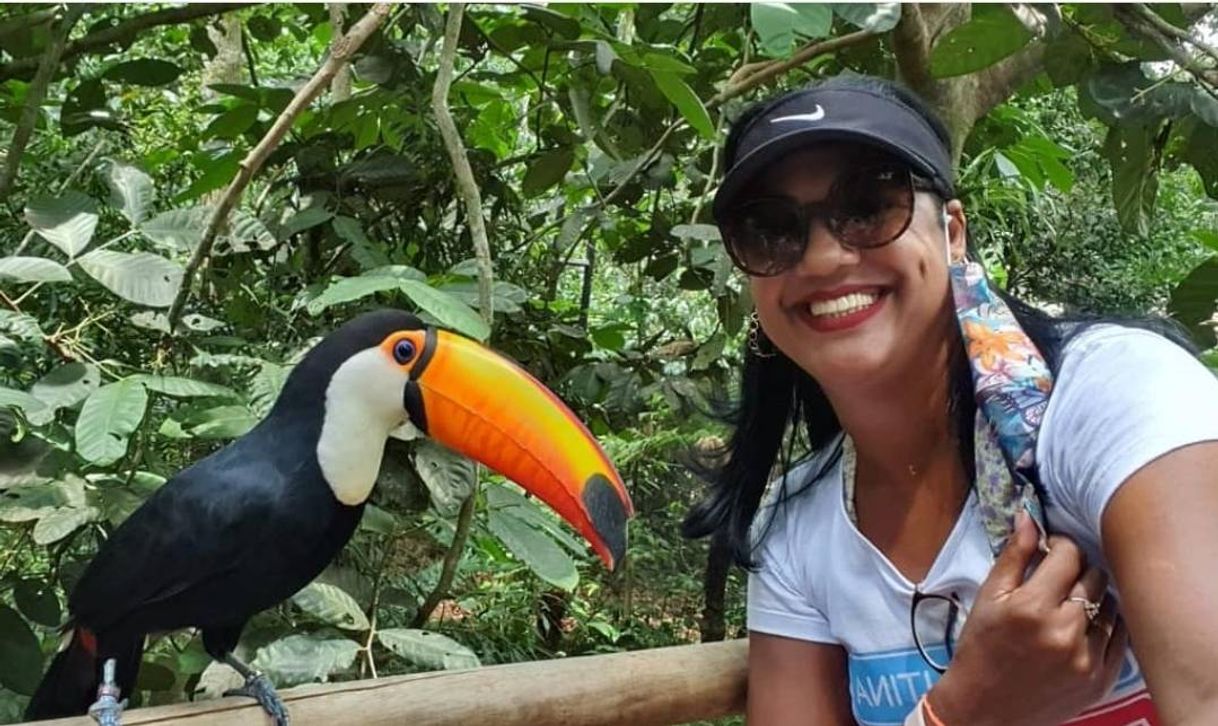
[393,339,417,365]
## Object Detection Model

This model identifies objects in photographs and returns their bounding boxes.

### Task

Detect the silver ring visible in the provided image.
[1067,596,1101,622]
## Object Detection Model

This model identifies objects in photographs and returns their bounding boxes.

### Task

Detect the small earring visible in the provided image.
[748,311,775,358]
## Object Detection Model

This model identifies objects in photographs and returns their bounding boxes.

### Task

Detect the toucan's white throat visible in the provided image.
[317,347,409,505]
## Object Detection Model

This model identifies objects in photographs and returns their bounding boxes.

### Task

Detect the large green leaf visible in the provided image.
[306,275,402,315]
[103,59,183,86]
[29,362,100,426]
[252,635,360,687]
[522,148,575,197]
[486,483,585,555]
[77,250,184,307]
[292,583,370,631]
[650,70,715,140]
[487,503,579,591]
[376,628,480,670]
[75,379,148,464]
[204,104,259,140]
[1168,257,1218,348]
[930,5,1034,78]
[25,191,99,258]
[140,207,208,253]
[13,579,60,628]
[751,3,833,57]
[127,374,235,399]
[398,280,491,341]
[413,440,474,517]
[831,3,901,32]
[183,405,258,439]
[104,160,155,225]
[0,604,42,695]
[1102,125,1161,236]
[33,505,99,545]
[0,256,72,283]
[0,388,46,417]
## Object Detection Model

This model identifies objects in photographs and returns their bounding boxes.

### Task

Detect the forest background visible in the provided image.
[1,3,1217,723]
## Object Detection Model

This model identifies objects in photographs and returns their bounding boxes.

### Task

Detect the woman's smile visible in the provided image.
[793,286,890,333]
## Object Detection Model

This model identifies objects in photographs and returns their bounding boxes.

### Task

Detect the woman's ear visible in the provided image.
[946,199,967,263]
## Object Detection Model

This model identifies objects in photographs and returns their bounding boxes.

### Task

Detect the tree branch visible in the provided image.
[165,3,392,332]
[1131,3,1218,66]
[0,4,257,83]
[892,4,934,93]
[329,3,352,101]
[0,6,84,201]
[711,29,876,107]
[973,42,1047,118]
[412,2,494,629]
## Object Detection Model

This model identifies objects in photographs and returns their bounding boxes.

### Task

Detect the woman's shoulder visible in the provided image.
[753,444,844,548]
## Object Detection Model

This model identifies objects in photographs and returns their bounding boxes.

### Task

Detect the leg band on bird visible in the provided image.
[87,659,124,726]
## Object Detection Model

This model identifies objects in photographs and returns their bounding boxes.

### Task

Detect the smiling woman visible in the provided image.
[685,75,1218,726]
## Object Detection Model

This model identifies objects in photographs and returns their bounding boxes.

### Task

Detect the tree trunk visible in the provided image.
[329,4,352,102]
[202,14,245,98]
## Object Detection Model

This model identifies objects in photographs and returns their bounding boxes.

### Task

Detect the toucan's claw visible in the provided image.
[88,659,125,726]
[225,672,290,726]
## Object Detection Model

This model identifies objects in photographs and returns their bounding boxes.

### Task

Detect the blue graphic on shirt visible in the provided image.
[848,645,1144,726]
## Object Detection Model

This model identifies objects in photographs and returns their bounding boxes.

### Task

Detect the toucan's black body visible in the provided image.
[25,312,406,720]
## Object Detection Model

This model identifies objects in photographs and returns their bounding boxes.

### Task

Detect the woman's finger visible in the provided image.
[1024,534,1086,601]
[979,510,1041,598]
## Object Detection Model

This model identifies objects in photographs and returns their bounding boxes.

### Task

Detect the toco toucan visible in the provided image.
[24,310,632,725]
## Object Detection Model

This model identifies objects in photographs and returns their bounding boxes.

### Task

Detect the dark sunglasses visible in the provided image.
[719,163,939,277]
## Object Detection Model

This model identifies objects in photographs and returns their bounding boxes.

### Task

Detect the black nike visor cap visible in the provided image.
[712,84,957,221]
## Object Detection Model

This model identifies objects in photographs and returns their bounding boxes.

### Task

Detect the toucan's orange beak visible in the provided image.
[404,330,633,569]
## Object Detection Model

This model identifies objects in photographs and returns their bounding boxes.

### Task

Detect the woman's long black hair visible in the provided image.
[681,75,1195,568]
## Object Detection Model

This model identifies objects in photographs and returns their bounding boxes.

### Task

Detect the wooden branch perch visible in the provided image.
[165,3,393,332]
[411,1,494,629]
[712,29,876,107]
[0,6,84,201]
[23,641,748,726]
[0,4,257,83]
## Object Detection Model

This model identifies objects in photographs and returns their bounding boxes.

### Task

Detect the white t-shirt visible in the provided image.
[748,325,1218,726]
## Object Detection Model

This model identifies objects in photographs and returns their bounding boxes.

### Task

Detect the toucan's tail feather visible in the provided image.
[24,627,140,721]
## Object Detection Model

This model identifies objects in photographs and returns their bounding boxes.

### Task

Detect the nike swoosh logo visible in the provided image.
[770,106,825,123]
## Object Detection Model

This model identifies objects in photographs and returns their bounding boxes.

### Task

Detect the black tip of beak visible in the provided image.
[583,474,628,569]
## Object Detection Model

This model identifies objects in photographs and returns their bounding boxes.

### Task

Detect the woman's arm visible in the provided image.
[1103,441,1218,725]
[748,632,855,725]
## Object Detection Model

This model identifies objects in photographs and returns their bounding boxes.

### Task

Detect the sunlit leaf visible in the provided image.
[930,4,1033,78]
[104,159,155,225]
[398,279,490,341]
[28,362,100,426]
[78,250,183,307]
[751,3,832,57]
[292,583,370,631]
[0,256,72,283]
[306,275,402,316]
[127,375,235,399]
[25,191,99,258]
[252,635,359,687]
[75,379,148,464]
[650,71,714,140]
[487,504,579,591]
[377,628,480,670]
[831,3,901,32]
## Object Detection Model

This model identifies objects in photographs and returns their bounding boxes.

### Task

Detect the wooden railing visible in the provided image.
[25,640,748,726]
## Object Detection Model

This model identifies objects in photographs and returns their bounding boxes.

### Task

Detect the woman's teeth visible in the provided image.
[808,292,880,318]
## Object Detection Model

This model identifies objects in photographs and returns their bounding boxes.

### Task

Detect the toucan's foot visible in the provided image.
[224,672,289,725]
[88,658,126,726]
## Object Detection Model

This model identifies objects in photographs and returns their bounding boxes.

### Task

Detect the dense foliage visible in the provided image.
[1,3,1216,723]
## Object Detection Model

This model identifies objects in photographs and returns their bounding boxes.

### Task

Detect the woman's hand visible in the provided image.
[926,512,1128,726]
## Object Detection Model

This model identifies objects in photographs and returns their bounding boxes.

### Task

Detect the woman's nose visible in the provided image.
[792,219,859,276]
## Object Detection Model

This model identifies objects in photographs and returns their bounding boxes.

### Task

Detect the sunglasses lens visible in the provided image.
[722,199,805,276]
[829,165,914,249]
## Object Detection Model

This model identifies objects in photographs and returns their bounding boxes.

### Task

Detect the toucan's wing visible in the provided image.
[69,435,323,634]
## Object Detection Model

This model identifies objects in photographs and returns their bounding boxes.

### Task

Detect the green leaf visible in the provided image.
[33,505,98,545]
[306,275,402,316]
[185,405,257,439]
[650,71,714,140]
[398,279,490,342]
[77,250,184,307]
[104,160,155,225]
[75,379,148,464]
[1169,257,1218,348]
[750,3,832,57]
[522,6,580,39]
[522,148,575,197]
[252,635,359,687]
[487,504,579,591]
[282,205,334,237]
[103,59,183,86]
[1190,229,1218,253]
[25,191,99,258]
[29,362,100,426]
[130,311,224,335]
[140,207,208,253]
[250,362,290,418]
[0,311,42,342]
[176,150,241,203]
[930,5,1034,78]
[831,3,901,32]
[0,256,72,283]
[1102,125,1161,236]
[13,579,60,628]
[0,604,42,695]
[0,388,46,417]
[670,224,721,242]
[413,440,474,517]
[486,484,586,555]
[127,375,235,399]
[438,280,528,314]
[376,628,480,670]
[205,104,259,140]
[332,216,390,271]
[292,582,370,631]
